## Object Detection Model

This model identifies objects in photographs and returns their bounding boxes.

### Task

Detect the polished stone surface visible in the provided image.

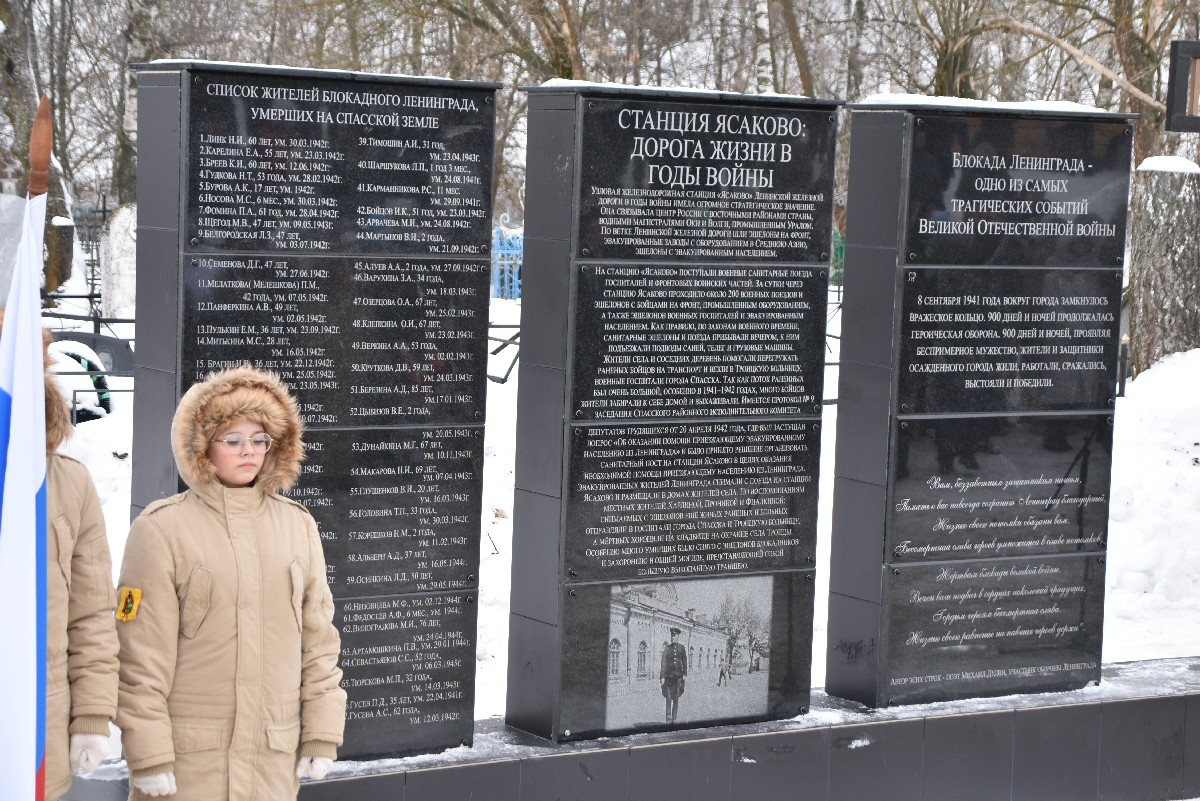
[557,571,813,740]
[903,114,1131,267]
[882,552,1104,704]
[897,267,1122,415]
[186,69,494,256]
[565,421,819,580]
[571,262,826,420]
[888,414,1111,561]
[334,591,478,759]
[182,255,489,426]
[287,426,483,598]
[576,97,837,264]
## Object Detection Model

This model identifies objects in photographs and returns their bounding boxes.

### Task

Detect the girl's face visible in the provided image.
[207,416,268,488]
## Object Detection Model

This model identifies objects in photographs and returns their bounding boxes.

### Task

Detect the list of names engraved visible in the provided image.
[336,592,476,754]
[182,255,488,426]
[188,71,493,255]
[287,428,482,597]
[566,421,818,580]
[573,263,825,420]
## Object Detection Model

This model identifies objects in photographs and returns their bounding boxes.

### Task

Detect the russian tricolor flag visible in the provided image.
[0,168,49,796]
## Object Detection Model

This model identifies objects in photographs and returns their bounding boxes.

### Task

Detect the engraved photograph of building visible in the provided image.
[604,575,774,730]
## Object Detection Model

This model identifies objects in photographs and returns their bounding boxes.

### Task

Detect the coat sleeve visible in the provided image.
[298,512,346,748]
[115,514,180,772]
[65,464,119,725]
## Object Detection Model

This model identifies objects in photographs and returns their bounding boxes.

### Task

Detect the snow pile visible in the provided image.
[56,376,135,580]
[1137,155,1200,174]
[858,93,1113,115]
[474,298,520,719]
[1103,349,1200,662]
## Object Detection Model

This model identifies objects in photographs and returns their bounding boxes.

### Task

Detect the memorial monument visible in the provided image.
[507,84,839,740]
[131,61,497,757]
[825,102,1133,706]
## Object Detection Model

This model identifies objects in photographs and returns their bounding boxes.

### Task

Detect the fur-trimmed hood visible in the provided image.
[0,311,72,452]
[43,329,73,452]
[171,365,304,494]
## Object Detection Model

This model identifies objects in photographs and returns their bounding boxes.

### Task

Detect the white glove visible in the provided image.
[296,755,333,780]
[69,732,109,774]
[130,772,177,796]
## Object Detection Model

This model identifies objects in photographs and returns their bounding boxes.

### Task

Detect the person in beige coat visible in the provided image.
[39,325,120,801]
[116,366,345,800]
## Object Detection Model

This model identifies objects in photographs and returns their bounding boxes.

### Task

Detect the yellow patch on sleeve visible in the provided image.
[116,587,142,622]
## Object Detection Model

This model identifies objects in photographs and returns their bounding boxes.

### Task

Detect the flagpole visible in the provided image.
[0,92,52,801]
[30,91,51,801]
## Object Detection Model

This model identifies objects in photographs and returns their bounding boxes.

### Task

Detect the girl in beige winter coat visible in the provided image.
[116,366,345,800]
[36,324,120,801]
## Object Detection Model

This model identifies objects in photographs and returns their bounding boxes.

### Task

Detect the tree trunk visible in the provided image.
[113,0,169,205]
[1127,169,1200,375]
[775,0,813,96]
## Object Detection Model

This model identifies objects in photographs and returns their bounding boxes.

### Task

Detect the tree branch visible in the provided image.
[977,15,1165,111]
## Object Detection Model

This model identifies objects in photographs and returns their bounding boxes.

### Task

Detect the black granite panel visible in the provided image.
[729,728,830,801]
[922,711,1015,801]
[828,719,923,801]
[334,591,477,760]
[286,427,482,598]
[505,613,561,740]
[134,230,181,373]
[882,553,1104,704]
[844,111,908,251]
[839,244,900,369]
[559,572,812,740]
[824,592,882,708]
[888,414,1112,561]
[130,367,180,510]
[136,81,182,232]
[135,68,183,88]
[301,773,404,801]
[63,776,128,801]
[1012,703,1101,801]
[509,489,564,625]
[577,98,837,263]
[522,106,577,242]
[832,361,892,485]
[513,363,566,497]
[1099,696,1186,801]
[519,237,570,370]
[180,255,489,426]
[1186,693,1200,798]
[897,267,1122,414]
[185,70,494,256]
[406,760,521,801]
[626,738,733,801]
[828,477,887,602]
[571,262,827,420]
[520,750,631,801]
[566,421,819,580]
[903,114,1131,267]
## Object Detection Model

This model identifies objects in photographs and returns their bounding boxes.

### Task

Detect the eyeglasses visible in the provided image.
[214,433,273,454]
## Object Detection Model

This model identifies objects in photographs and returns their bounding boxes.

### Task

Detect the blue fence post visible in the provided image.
[491,219,523,299]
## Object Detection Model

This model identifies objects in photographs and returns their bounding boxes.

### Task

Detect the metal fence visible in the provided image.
[491,222,523,299]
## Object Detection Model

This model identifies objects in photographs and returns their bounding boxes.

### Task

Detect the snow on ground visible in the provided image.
[1103,348,1200,662]
[48,291,1200,726]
